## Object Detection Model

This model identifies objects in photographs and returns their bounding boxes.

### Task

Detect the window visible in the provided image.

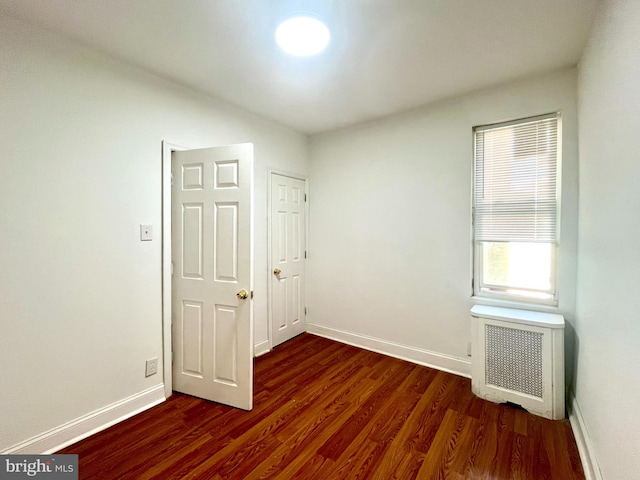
[473,113,560,304]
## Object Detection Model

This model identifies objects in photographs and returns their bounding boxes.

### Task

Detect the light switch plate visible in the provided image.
[140,224,153,241]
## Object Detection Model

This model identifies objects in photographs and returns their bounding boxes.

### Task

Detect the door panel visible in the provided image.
[181,300,203,377]
[172,144,253,410]
[270,173,306,347]
[182,203,203,278]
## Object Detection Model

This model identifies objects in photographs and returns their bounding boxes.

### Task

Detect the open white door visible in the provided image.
[270,173,307,347]
[171,144,253,410]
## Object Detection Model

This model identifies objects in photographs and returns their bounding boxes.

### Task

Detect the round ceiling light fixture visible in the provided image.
[275,16,330,56]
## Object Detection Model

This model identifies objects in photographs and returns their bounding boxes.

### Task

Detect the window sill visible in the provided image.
[471,295,559,313]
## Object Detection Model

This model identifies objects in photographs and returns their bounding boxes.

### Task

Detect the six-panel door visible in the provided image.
[270,173,307,347]
[172,144,253,410]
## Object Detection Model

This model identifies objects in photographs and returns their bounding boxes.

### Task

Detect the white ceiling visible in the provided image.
[0,0,600,134]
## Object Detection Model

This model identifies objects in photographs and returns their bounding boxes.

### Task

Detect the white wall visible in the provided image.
[575,0,640,478]
[308,69,579,376]
[0,14,308,452]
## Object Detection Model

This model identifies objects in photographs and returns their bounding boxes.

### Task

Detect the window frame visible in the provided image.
[472,113,562,307]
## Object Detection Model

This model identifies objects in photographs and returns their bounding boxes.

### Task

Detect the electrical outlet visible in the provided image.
[145,357,158,377]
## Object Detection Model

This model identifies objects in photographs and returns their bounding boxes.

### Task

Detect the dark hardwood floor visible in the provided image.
[58,333,584,479]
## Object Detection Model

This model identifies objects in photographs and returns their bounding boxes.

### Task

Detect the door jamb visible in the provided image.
[266,168,309,353]
[161,140,191,399]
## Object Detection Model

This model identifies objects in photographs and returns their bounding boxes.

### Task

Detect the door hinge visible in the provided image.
[171,262,174,275]
[251,290,254,299]
[305,193,307,202]
[304,307,307,315]
[304,251,307,259]
[170,173,174,186]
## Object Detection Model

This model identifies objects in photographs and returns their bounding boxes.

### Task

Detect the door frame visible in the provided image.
[162,140,190,398]
[266,168,309,352]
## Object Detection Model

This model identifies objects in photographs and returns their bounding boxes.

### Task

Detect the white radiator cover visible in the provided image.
[471,305,565,420]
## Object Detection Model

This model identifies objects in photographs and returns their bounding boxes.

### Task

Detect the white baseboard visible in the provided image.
[2,384,166,455]
[307,323,471,378]
[254,340,271,358]
[568,390,603,480]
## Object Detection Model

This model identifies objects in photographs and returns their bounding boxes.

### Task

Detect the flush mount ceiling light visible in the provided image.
[275,16,330,56]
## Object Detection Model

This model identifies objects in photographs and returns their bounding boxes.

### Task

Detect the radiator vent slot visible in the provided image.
[485,325,543,398]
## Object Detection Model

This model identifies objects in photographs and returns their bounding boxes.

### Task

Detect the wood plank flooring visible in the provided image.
[58,333,584,479]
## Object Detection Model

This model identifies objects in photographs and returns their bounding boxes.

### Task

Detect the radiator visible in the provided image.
[471,305,565,420]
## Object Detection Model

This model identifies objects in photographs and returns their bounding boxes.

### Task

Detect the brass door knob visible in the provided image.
[236,289,249,300]
[273,268,281,275]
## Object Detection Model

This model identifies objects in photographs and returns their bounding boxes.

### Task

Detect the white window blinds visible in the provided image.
[474,114,559,243]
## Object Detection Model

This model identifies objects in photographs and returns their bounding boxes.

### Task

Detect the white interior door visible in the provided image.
[172,144,253,410]
[270,173,307,347]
